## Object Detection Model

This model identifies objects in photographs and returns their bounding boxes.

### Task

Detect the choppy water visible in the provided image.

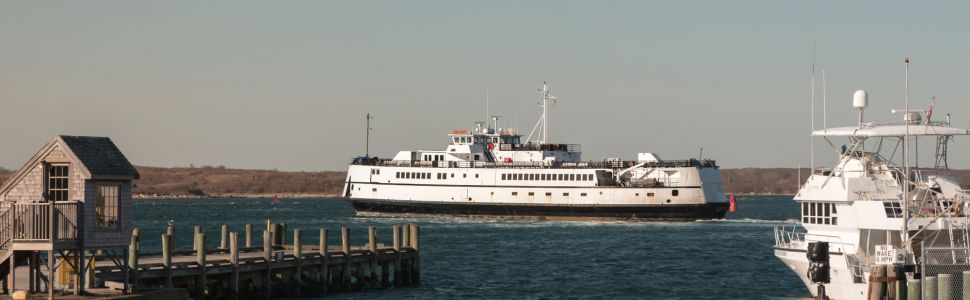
[133,196,809,299]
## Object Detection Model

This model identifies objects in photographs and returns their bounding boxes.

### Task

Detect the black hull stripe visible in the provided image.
[348,181,703,189]
[347,198,729,221]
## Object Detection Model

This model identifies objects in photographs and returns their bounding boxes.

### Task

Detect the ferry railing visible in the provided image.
[353,158,718,169]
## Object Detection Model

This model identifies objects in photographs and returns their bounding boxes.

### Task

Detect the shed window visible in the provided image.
[96,185,120,229]
[47,164,70,201]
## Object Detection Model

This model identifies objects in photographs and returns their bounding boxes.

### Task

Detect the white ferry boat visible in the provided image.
[342,83,728,221]
[774,59,970,299]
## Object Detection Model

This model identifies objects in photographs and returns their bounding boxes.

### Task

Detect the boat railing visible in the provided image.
[352,158,718,169]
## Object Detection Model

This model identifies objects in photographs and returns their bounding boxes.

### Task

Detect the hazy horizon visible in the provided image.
[3,1,970,172]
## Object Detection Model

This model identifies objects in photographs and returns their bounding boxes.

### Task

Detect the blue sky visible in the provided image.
[2,1,969,171]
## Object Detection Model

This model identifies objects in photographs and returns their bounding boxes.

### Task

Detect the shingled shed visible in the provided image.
[0,135,140,298]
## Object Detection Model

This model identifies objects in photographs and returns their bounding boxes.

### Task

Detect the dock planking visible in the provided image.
[95,220,421,299]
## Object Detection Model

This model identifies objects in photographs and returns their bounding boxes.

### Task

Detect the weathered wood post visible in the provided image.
[411,224,420,285]
[128,228,140,287]
[963,271,970,300]
[263,230,273,298]
[294,228,303,296]
[368,226,378,285]
[162,233,173,288]
[342,227,351,291]
[230,232,240,300]
[245,224,253,248]
[220,224,229,250]
[196,232,207,300]
[938,273,954,300]
[193,225,202,251]
[925,276,938,300]
[393,225,402,287]
[907,279,921,300]
[320,228,329,294]
[402,225,411,250]
[381,226,390,288]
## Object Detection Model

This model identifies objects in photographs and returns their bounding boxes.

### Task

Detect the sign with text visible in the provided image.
[874,245,899,265]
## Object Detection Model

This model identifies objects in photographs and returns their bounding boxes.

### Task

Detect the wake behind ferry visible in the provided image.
[342,82,728,221]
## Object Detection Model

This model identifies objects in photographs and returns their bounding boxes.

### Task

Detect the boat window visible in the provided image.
[647,193,654,196]
[802,202,839,225]
[545,192,552,196]
[563,193,569,196]
[427,172,431,179]
[581,193,587,197]
[474,155,480,160]
[453,137,460,143]
[528,192,534,196]
[512,192,518,196]
[502,174,506,180]
[463,174,467,178]
[570,174,575,181]
[672,190,679,196]
[475,174,479,178]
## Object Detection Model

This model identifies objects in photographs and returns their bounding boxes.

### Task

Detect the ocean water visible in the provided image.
[132,196,809,299]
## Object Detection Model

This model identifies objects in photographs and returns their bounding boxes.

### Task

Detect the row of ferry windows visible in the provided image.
[802,202,838,225]
[396,172,479,179]
[501,173,594,181]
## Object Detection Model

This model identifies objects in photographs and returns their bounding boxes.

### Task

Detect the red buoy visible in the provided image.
[729,194,737,212]
[274,195,280,204]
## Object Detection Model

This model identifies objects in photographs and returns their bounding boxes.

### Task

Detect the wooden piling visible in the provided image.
[230,232,239,300]
[393,225,402,287]
[294,228,303,296]
[938,273,954,300]
[162,233,173,288]
[963,271,970,300]
[369,226,378,285]
[320,228,329,293]
[128,228,140,287]
[193,225,202,251]
[245,224,253,248]
[868,265,886,300]
[220,224,229,250]
[342,227,351,291]
[925,276,937,300]
[411,224,420,285]
[263,230,273,298]
[196,232,207,300]
[907,279,921,300]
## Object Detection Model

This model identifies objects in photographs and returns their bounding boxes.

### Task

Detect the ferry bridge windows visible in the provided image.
[801,202,838,225]
[884,202,903,218]
[563,193,569,196]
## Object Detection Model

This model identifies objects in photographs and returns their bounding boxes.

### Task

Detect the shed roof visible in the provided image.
[59,136,140,179]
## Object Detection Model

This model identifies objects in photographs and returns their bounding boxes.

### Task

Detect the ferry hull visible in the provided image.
[348,198,729,221]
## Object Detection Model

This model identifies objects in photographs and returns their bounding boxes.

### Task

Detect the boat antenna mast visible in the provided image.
[365,113,374,157]
[903,57,911,244]
[526,81,557,144]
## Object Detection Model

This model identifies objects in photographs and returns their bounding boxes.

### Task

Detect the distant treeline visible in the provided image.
[3,166,970,197]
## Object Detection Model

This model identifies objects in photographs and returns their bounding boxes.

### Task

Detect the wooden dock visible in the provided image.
[93,220,421,299]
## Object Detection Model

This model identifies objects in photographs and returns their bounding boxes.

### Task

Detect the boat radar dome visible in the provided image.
[853,90,868,127]
[853,90,868,109]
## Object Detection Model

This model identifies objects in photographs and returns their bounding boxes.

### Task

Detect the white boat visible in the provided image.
[774,61,970,299]
[341,82,728,221]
